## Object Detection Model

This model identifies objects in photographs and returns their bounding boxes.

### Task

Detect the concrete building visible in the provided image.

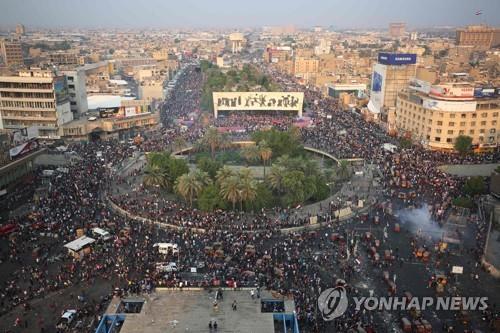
[15,24,26,36]
[0,39,24,67]
[327,83,367,98]
[49,51,79,65]
[293,57,319,80]
[389,22,406,38]
[368,53,417,131]
[95,289,299,333]
[60,68,88,116]
[314,39,331,56]
[456,25,500,49]
[228,33,245,54]
[395,81,500,151]
[0,68,73,138]
[138,78,164,102]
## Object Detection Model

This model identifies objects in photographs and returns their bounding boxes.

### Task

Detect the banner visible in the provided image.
[9,140,39,159]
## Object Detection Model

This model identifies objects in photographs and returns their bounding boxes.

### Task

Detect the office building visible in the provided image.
[0,39,24,67]
[368,53,417,130]
[49,52,79,65]
[293,57,319,79]
[389,23,406,38]
[0,68,73,138]
[60,68,88,116]
[456,25,500,49]
[395,80,500,151]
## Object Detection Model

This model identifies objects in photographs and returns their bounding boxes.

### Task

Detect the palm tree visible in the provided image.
[143,164,168,188]
[175,171,204,207]
[202,127,223,158]
[258,141,272,178]
[268,165,286,194]
[337,160,351,180]
[219,175,241,210]
[173,137,187,153]
[241,145,260,164]
[215,166,234,186]
[238,174,257,210]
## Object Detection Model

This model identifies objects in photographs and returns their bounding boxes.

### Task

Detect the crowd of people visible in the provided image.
[0,60,498,333]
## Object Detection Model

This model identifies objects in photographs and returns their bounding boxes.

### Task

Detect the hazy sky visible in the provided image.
[1,0,499,29]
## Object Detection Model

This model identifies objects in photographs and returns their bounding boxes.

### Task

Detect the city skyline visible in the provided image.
[1,0,499,30]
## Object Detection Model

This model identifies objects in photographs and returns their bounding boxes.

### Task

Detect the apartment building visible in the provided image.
[0,39,24,67]
[456,25,500,49]
[395,82,500,151]
[60,68,88,116]
[0,68,73,138]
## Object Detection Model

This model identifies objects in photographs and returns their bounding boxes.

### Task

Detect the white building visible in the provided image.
[61,68,88,116]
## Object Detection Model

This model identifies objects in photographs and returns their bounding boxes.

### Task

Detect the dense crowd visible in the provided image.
[0,61,498,333]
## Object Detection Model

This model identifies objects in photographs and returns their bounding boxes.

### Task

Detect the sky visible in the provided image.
[0,0,499,30]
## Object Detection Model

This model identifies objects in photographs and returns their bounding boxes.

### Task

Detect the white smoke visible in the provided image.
[396,204,443,241]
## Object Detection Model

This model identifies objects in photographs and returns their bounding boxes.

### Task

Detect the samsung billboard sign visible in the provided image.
[378,53,417,65]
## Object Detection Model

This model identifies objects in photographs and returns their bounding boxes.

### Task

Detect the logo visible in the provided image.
[317,286,348,321]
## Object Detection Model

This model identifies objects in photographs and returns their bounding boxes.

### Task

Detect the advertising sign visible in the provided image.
[409,78,431,94]
[378,53,417,65]
[124,107,137,117]
[430,85,474,100]
[54,76,69,105]
[423,98,477,112]
[99,107,119,118]
[369,63,386,114]
[474,87,496,98]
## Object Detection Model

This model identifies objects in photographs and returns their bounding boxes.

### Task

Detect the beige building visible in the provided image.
[294,57,319,79]
[15,24,26,36]
[49,51,79,65]
[138,78,164,102]
[1,39,24,67]
[0,68,73,138]
[456,25,500,49]
[395,83,500,151]
[389,23,406,38]
[228,33,245,54]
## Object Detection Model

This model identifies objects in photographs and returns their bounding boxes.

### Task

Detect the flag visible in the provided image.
[475,10,482,15]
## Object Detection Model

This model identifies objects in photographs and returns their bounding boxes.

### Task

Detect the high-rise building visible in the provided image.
[456,25,500,49]
[60,69,88,116]
[368,53,417,131]
[228,33,245,54]
[15,24,26,36]
[389,22,406,38]
[0,68,73,138]
[395,80,500,152]
[0,39,24,67]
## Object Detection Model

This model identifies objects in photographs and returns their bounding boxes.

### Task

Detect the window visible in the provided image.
[439,113,444,118]
[437,121,443,126]
[447,130,453,135]
[472,113,477,118]
[435,137,441,142]
[490,128,496,134]
[480,129,485,134]
[459,130,464,135]
[482,113,487,118]
[493,112,498,117]
[461,113,466,118]
[470,130,475,134]
[481,121,486,126]
[436,129,442,134]
[492,120,497,126]
[450,114,455,118]
[460,122,465,126]
[470,122,476,126]
[446,138,453,143]
[448,122,455,126]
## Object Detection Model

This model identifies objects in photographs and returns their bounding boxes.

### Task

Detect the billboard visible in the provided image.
[409,78,431,94]
[212,92,304,117]
[124,107,137,117]
[429,85,474,100]
[378,53,417,66]
[99,107,120,118]
[9,139,39,159]
[369,63,386,114]
[119,100,151,118]
[422,98,477,112]
[54,76,69,105]
[474,87,496,98]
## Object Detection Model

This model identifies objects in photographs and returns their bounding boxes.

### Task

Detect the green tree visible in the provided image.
[198,184,226,211]
[200,127,227,158]
[463,177,486,196]
[238,168,257,210]
[197,157,222,180]
[454,135,473,155]
[452,196,474,209]
[216,166,235,186]
[400,138,412,149]
[282,170,306,206]
[335,160,351,181]
[268,165,286,194]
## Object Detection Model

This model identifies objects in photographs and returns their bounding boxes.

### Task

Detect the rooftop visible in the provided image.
[64,236,95,252]
[105,289,295,333]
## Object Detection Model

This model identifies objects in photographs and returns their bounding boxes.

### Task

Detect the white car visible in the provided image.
[57,309,77,328]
